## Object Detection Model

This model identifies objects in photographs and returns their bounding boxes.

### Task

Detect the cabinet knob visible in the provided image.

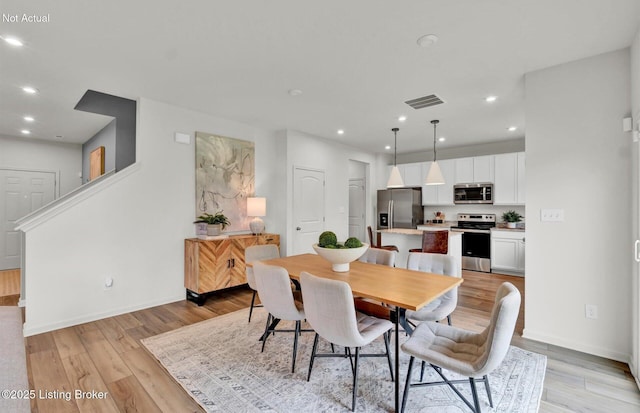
[296,227,301,231]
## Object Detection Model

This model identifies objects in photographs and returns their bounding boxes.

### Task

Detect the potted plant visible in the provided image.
[312,231,369,272]
[194,211,231,236]
[501,210,523,229]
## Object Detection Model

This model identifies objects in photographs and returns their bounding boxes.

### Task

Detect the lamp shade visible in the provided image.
[425,161,445,185]
[247,197,266,217]
[387,166,404,188]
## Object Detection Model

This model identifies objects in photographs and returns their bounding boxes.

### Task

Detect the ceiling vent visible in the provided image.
[405,94,444,110]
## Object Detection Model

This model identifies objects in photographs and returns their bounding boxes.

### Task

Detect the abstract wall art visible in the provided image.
[195,132,255,232]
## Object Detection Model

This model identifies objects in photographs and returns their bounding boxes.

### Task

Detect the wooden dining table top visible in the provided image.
[259,253,463,311]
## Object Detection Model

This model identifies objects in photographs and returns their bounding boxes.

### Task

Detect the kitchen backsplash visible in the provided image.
[423,205,525,223]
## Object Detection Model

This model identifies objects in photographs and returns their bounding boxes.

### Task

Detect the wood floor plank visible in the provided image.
[29,349,79,413]
[94,318,140,354]
[107,376,162,413]
[75,327,132,384]
[52,327,86,360]
[60,352,120,413]
[120,347,203,413]
[0,268,20,296]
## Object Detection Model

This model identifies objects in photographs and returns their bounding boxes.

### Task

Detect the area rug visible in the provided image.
[142,308,546,412]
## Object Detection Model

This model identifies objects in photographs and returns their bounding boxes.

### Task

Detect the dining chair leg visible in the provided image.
[420,360,426,381]
[469,377,481,413]
[307,333,319,381]
[447,314,452,325]
[346,347,354,374]
[291,320,300,373]
[261,313,272,352]
[351,347,360,412]
[483,375,493,408]
[401,356,415,413]
[248,290,257,323]
[383,331,394,381]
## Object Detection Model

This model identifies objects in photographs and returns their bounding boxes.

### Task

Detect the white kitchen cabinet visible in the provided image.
[491,230,525,275]
[473,155,494,183]
[422,159,455,205]
[455,156,494,183]
[455,157,474,183]
[493,152,525,205]
[402,162,424,187]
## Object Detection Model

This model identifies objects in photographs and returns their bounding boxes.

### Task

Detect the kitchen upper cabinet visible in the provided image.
[455,157,474,183]
[454,156,494,183]
[473,155,494,183]
[422,159,455,205]
[491,230,525,275]
[494,152,525,205]
[402,162,424,187]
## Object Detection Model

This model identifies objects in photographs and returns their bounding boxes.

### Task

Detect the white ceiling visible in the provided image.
[1,0,639,154]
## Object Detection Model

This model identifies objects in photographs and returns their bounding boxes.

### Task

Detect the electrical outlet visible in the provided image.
[541,208,564,222]
[585,304,598,319]
[104,276,114,290]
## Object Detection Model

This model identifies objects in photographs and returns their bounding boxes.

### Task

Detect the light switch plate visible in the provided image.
[541,208,564,222]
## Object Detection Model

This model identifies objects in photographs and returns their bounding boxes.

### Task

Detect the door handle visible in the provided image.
[635,240,640,262]
[296,227,301,231]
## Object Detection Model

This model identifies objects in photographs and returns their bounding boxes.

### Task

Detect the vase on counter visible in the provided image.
[506,222,516,229]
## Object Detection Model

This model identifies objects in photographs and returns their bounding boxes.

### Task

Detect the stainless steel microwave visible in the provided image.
[454,183,493,204]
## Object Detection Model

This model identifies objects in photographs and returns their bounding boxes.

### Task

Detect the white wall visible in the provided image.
[524,49,632,361]
[0,135,82,196]
[284,130,382,255]
[22,98,285,335]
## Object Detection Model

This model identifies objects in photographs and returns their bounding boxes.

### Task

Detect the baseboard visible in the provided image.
[23,293,184,337]
[522,328,629,363]
[17,298,26,308]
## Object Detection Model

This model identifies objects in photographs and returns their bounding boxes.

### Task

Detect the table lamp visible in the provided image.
[247,197,266,235]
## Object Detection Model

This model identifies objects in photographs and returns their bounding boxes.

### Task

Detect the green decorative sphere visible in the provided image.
[318,231,338,247]
[344,237,363,248]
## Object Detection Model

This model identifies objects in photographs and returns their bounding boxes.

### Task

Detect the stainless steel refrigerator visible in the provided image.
[377,188,423,229]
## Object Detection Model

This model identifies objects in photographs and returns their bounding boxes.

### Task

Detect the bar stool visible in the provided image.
[367,226,399,252]
[408,230,448,254]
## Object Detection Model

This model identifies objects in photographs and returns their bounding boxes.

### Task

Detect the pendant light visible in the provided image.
[387,127,404,188]
[425,120,445,185]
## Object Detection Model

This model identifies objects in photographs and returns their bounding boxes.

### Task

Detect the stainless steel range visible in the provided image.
[450,213,496,272]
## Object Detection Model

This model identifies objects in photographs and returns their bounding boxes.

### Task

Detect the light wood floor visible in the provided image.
[0,269,20,306]
[14,270,640,412]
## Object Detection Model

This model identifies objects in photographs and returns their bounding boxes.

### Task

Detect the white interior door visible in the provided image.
[348,178,366,242]
[0,169,56,270]
[293,167,325,255]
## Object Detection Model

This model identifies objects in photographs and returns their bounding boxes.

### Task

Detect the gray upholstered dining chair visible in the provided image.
[253,262,307,373]
[405,252,460,326]
[245,244,280,322]
[400,282,521,413]
[357,246,396,266]
[300,271,394,412]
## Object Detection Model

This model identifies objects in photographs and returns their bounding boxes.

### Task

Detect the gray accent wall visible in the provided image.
[81,120,116,183]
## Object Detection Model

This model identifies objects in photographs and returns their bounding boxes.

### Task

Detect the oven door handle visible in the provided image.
[453,228,491,234]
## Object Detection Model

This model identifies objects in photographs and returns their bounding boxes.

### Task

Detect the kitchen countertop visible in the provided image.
[492,224,525,232]
[377,228,462,236]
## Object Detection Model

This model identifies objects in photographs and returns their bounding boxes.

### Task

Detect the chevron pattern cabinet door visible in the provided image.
[185,234,280,295]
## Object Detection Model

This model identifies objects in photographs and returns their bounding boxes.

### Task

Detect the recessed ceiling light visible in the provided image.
[507,126,517,132]
[4,37,23,47]
[21,129,30,135]
[23,116,34,122]
[438,137,446,142]
[485,95,497,103]
[385,145,391,150]
[22,86,38,94]
[398,116,407,122]
[288,89,302,96]
[337,129,345,135]
[416,34,439,48]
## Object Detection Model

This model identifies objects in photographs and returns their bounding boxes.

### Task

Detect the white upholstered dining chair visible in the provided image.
[300,271,394,412]
[253,262,306,373]
[245,244,280,322]
[400,282,521,413]
[405,252,460,326]
[357,246,396,266]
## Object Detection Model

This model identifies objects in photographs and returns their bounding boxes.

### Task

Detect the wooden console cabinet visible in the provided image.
[184,233,280,305]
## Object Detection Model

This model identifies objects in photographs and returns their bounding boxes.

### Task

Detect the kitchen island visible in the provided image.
[378,228,462,274]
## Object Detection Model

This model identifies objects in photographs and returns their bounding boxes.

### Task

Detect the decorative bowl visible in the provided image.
[312,243,369,272]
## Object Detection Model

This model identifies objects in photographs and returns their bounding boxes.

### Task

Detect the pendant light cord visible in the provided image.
[431,120,439,162]
[392,127,399,166]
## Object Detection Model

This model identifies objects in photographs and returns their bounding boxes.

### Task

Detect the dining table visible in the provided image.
[259,253,463,412]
